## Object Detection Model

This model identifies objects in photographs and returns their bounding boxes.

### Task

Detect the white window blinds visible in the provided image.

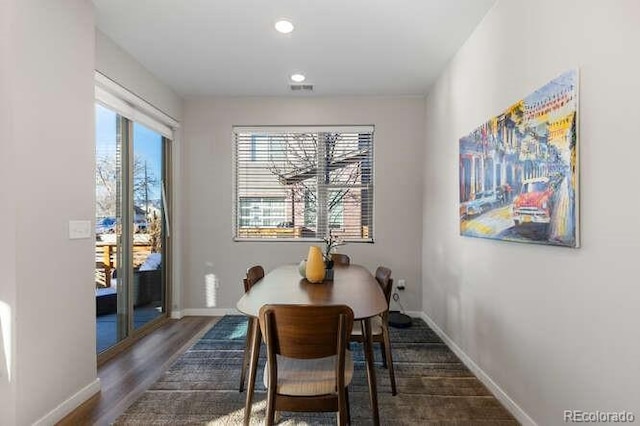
[234,126,374,242]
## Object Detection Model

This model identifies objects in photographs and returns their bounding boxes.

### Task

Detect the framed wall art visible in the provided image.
[459,69,579,248]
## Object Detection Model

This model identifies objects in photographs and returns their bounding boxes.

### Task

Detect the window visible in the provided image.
[234,126,374,242]
[239,197,286,227]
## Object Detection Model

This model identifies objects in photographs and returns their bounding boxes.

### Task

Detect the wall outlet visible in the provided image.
[396,279,406,290]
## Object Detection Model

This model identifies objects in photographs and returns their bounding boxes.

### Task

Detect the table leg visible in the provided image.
[244,318,261,426]
[363,317,380,426]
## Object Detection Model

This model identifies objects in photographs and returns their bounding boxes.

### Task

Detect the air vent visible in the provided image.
[289,84,314,91]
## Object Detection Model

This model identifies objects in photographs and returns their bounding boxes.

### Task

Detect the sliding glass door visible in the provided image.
[132,122,167,330]
[95,103,170,354]
[95,104,124,352]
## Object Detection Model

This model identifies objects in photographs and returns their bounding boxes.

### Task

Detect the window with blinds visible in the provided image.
[234,126,374,242]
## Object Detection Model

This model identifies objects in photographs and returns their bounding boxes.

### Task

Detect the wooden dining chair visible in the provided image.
[239,265,265,393]
[331,253,351,266]
[258,304,354,426]
[350,266,397,395]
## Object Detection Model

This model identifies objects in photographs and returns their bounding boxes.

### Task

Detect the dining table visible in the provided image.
[236,262,387,426]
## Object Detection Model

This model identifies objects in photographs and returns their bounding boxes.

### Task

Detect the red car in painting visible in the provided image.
[512,177,553,227]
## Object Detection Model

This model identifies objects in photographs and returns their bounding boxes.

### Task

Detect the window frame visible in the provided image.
[233,125,375,243]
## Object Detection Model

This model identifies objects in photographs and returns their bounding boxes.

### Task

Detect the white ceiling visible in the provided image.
[93,0,496,98]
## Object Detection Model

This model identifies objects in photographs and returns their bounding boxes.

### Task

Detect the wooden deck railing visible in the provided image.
[95,242,153,269]
[95,242,153,288]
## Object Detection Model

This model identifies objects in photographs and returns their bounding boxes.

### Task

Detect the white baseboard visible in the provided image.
[33,378,101,426]
[170,310,183,319]
[181,308,240,317]
[418,312,536,426]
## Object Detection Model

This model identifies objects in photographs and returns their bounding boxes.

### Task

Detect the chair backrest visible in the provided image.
[375,266,393,306]
[258,304,354,360]
[331,253,351,266]
[243,265,265,293]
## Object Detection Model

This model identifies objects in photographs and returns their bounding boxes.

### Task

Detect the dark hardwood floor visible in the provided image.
[58,316,219,426]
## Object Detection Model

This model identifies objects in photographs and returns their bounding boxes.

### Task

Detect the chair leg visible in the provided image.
[265,385,276,426]
[380,340,388,368]
[345,386,351,425]
[338,387,348,426]
[239,317,254,392]
[382,324,397,396]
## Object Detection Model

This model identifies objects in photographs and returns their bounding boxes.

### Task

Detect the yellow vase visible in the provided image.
[305,246,326,283]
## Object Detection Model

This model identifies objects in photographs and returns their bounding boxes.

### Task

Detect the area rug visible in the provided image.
[114,315,517,425]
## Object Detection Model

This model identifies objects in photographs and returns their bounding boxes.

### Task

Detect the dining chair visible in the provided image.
[350,266,397,395]
[331,253,351,266]
[258,304,354,426]
[239,265,265,393]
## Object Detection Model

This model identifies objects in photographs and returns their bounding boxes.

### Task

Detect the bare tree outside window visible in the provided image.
[95,154,118,219]
[95,153,159,219]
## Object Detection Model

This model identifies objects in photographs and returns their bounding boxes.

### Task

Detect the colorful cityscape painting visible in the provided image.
[459,70,579,247]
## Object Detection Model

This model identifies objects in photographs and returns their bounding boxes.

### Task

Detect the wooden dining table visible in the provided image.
[236,263,387,426]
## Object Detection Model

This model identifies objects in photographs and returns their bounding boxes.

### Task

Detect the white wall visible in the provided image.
[422,0,640,424]
[95,30,183,121]
[0,1,18,423]
[182,97,425,313]
[1,1,97,424]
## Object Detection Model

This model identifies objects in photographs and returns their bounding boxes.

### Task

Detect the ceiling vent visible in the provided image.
[289,84,314,92]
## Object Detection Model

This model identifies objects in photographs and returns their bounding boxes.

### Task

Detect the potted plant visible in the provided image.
[322,230,345,278]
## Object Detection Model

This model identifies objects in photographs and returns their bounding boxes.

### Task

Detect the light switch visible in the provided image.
[69,220,92,239]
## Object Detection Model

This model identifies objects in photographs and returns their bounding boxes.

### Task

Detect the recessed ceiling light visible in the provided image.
[290,73,306,83]
[275,20,294,34]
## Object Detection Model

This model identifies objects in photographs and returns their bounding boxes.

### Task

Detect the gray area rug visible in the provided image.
[114,315,518,425]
